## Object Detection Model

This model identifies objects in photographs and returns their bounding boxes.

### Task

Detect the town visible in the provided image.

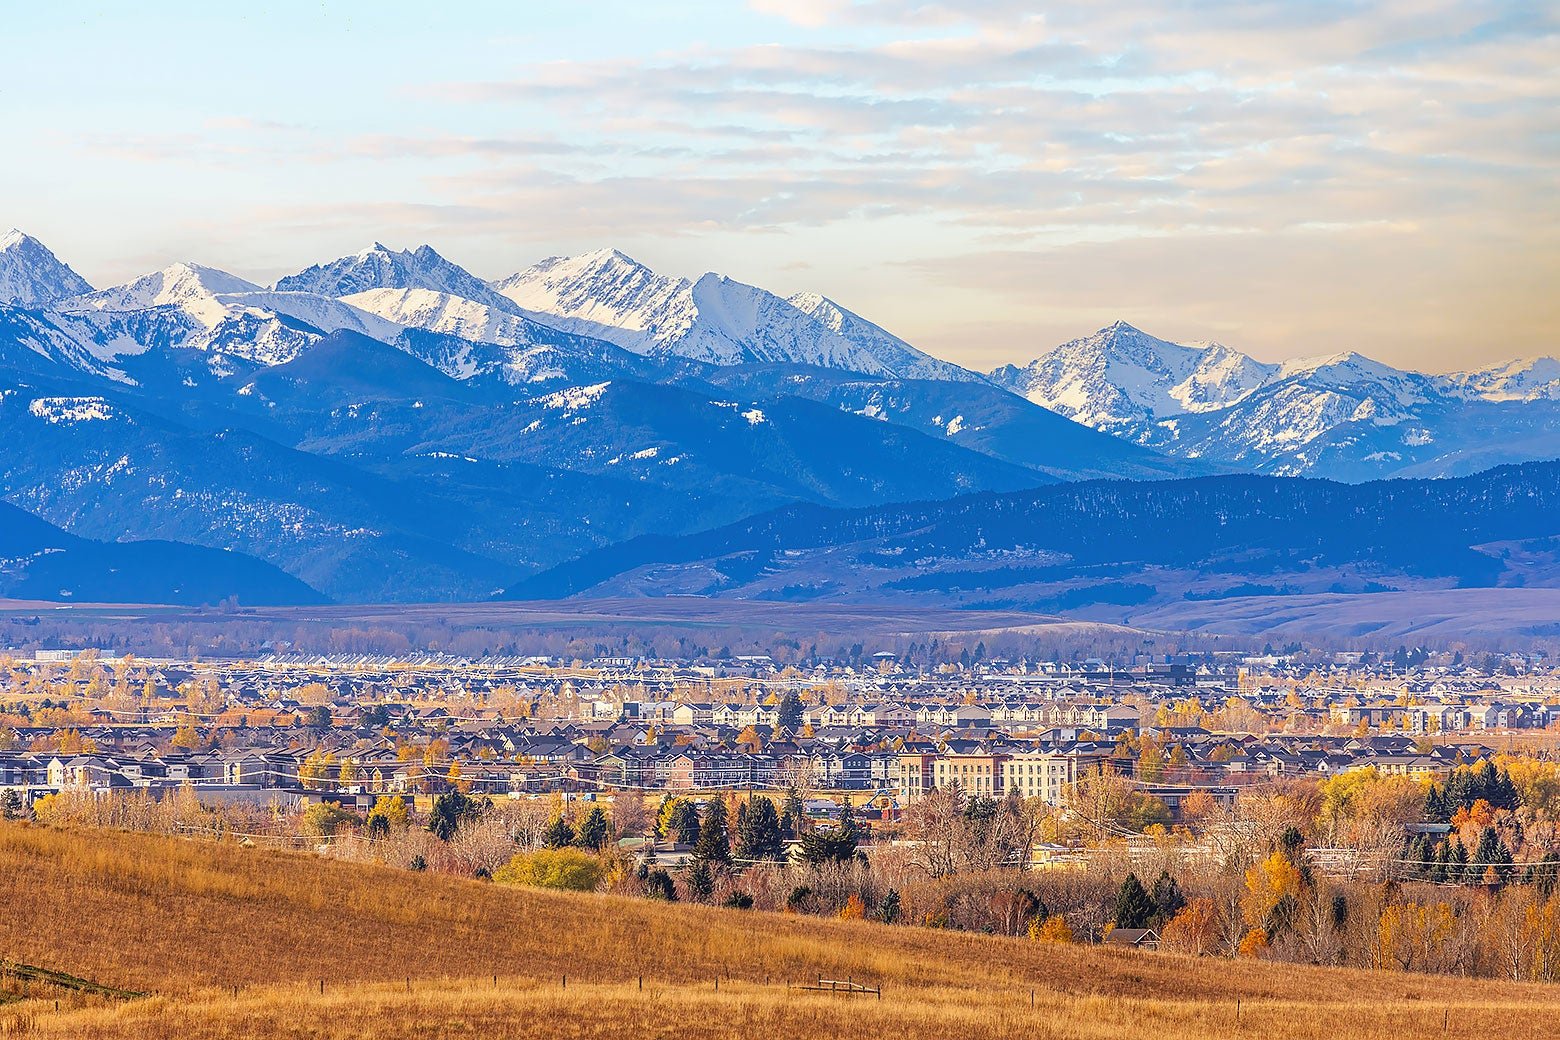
[4,644,1554,818]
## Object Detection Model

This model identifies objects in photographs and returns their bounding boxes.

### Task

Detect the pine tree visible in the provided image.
[1149,870,1185,928]
[543,815,576,849]
[735,795,785,861]
[781,786,804,839]
[684,859,715,902]
[1113,873,1156,930]
[778,691,804,733]
[693,799,731,864]
[1472,826,1514,886]
[575,806,610,850]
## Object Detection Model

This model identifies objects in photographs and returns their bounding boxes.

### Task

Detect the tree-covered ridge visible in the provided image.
[506,460,1560,598]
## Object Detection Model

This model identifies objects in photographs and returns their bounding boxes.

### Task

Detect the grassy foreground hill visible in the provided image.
[2,824,1557,1038]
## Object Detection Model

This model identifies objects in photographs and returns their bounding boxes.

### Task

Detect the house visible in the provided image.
[1103,927,1160,948]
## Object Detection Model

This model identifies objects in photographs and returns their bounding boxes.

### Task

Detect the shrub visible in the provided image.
[494,848,606,892]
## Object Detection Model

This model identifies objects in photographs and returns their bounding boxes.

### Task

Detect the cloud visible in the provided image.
[45,1,1558,369]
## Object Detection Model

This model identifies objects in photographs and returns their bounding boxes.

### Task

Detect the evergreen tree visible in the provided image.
[837,798,858,838]
[1528,852,1560,897]
[778,691,804,733]
[543,815,576,849]
[666,799,701,845]
[575,806,610,850]
[684,859,715,902]
[735,795,785,861]
[428,790,481,841]
[1149,870,1185,929]
[0,789,23,820]
[1113,873,1156,930]
[643,868,676,901]
[1472,826,1515,886]
[781,786,804,839]
[693,799,731,864]
[879,888,902,925]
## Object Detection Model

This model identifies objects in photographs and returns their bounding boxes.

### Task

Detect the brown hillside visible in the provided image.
[1,824,1555,1039]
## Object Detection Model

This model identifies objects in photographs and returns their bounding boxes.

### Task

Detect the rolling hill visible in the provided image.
[0,499,325,605]
[503,461,1560,621]
[1,824,1555,1039]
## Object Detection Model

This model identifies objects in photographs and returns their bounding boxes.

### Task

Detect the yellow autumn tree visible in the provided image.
[1028,915,1074,944]
[1243,851,1302,929]
[367,794,409,831]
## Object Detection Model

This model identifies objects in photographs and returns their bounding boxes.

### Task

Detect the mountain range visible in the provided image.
[504,461,1560,624]
[990,321,1560,479]
[0,228,1554,608]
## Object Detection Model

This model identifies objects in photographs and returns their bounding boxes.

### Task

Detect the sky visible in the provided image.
[3,0,1556,372]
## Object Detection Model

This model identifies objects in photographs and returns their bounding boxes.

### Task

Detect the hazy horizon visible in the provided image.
[6,1,1555,372]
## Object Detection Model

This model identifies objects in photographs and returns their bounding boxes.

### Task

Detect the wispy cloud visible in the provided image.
[30,0,1559,370]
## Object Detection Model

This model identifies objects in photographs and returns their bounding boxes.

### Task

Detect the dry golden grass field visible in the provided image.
[2,823,1558,1039]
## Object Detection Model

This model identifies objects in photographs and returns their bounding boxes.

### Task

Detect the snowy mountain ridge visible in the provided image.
[493,248,981,381]
[990,321,1560,478]
[0,230,1553,483]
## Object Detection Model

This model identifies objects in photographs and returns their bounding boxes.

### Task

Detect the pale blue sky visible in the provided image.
[4,1,1556,370]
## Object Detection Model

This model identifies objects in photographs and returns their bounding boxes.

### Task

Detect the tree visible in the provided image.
[1161,899,1221,956]
[879,888,902,925]
[428,790,482,841]
[1150,869,1186,929]
[643,868,676,901]
[798,826,857,866]
[1473,825,1515,886]
[735,795,785,861]
[693,799,731,864]
[543,815,576,849]
[1,789,25,820]
[494,848,605,891]
[664,799,701,845]
[781,786,805,839]
[778,691,804,733]
[303,705,331,730]
[301,801,355,838]
[683,859,715,901]
[1244,851,1302,935]
[366,795,408,835]
[1114,873,1156,929]
[575,806,610,851]
[1029,915,1074,943]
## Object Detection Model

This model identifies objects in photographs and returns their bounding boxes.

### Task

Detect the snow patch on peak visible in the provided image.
[539,381,611,413]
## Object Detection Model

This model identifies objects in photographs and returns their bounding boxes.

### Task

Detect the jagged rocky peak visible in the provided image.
[274,242,507,307]
[0,229,95,307]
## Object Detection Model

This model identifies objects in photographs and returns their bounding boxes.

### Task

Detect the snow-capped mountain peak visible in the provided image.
[989,320,1277,432]
[0,229,95,307]
[56,262,262,319]
[276,243,510,309]
[496,248,981,379]
[1441,356,1560,402]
